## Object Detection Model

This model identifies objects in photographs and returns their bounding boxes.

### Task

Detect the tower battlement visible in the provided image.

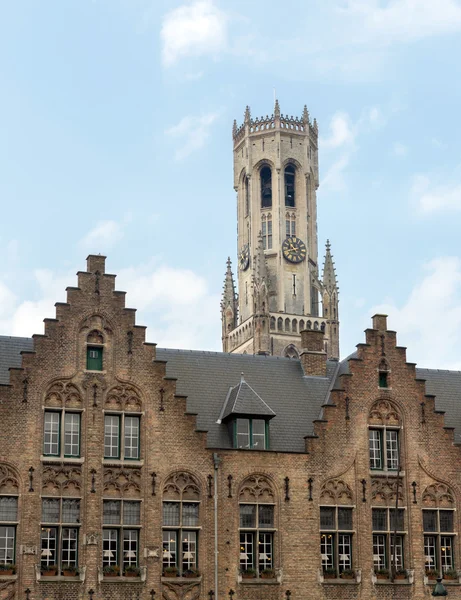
[232,102,318,147]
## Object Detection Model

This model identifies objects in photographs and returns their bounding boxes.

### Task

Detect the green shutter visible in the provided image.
[87,347,103,371]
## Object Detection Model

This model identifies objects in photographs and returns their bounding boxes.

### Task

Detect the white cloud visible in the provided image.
[393,142,408,157]
[165,111,220,160]
[116,262,221,349]
[321,155,350,192]
[321,112,355,149]
[79,220,124,252]
[161,0,228,67]
[412,175,461,214]
[367,257,461,369]
[341,0,461,44]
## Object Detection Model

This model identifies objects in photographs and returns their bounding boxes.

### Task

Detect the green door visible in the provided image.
[87,347,103,370]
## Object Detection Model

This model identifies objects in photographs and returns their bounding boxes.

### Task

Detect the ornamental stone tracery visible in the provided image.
[319,478,354,504]
[104,383,142,411]
[369,399,401,425]
[422,482,454,507]
[44,380,82,407]
[103,467,142,497]
[42,465,82,494]
[239,474,275,502]
[0,464,19,494]
[163,472,200,501]
[371,478,404,505]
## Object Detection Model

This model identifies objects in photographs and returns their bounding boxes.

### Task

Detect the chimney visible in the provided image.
[372,314,388,332]
[300,329,327,377]
[86,254,106,274]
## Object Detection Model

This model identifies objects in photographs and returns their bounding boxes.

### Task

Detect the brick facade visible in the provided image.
[1,257,461,599]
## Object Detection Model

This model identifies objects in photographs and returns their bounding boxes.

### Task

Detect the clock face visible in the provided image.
[282,236,307,263]
[239,244,250,271]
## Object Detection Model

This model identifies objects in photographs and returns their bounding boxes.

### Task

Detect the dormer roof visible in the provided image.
[219,374,276,422]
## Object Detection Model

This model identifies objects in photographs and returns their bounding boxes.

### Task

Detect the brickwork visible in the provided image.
[1,259,461,600]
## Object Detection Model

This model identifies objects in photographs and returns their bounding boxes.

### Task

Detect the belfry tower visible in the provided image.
[221,101,340,360]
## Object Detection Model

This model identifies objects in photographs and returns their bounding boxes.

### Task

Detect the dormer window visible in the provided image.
[235,418,267,449]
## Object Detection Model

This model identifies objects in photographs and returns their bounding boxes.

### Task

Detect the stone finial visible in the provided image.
[302,105,309,124]
[313,117,318,132]
[322,239,337,292]
[232,119,237,136]
[274,99,280,118]
[244,105,251,124]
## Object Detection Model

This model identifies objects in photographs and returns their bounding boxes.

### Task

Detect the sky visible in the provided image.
[1,0,461,369]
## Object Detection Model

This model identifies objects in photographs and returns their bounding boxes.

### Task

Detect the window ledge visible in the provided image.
[321,579,358,585]
[102,459,144,467]
[98,566,146,583]
[35,565,86,582]
[41,457,85,464]
[0,574,17,581]
[37,576,81,582]
[369,470,405,478]
[162,576,202,582]
[238,579,280,585]
[374,579,411,585]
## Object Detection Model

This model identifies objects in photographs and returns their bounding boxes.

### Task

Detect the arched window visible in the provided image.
[292,319,298,333]
[277,318,283,332]
[87,330,103,371]
[307,320,312,329]
[162,473,201,577]
[299,320,305,331]
[270,317,276,330]
[260,166,272,208]
[245,176,250,217]
[239,475,276,578]
[0,465,19,574]
[378,359,390,389]
[261,214,272,250]
[284,165,295,207]
[283,345,299,359]
[285,212,296,238]
[285,318,290,332]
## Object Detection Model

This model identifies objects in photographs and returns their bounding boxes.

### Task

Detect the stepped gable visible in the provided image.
[0,336,34,384]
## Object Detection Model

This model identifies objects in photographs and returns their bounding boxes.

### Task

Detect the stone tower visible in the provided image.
[221,101,339,359]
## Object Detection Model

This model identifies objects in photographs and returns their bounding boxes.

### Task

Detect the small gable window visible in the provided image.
[378,360,389,388]
[87,347,103,371]
[235,418,267,450]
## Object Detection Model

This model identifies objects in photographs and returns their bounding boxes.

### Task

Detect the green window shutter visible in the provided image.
[87,347,103,371]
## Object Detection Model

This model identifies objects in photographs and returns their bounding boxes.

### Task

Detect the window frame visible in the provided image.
[162,499,200,576]
[233,418,268,450]
[0,495,18,566]
[239,502,275,576]
[40,497,80,575]
[43,409,82,459]
[423,509,455,575]
[320,506,354,576]
[104,413,141,461]
[368,426,400,472]
[86,345,104,371]
[102,499,141,576]
[371,507,406,575]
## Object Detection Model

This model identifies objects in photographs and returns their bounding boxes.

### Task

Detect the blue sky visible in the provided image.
[1,0,461,368]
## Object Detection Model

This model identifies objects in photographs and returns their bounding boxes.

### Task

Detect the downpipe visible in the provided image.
[213,453,221,600]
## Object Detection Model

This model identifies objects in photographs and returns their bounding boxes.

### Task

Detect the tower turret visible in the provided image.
[221,258,238,352]
[322,240,340,359]
[222,100,339,359]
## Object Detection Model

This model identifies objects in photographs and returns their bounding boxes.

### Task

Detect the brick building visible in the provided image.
[1,104,461,600]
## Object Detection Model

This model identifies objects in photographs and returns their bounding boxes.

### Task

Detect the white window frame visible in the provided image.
[40,497,80,572]
[239,502,275,576]
[43,409,82,458]
[162,500,200,575]
[423,509,455,575]
[320,506,354,576]
[102,499,141,574]
[104,413,141,461]
[369,426,400,472]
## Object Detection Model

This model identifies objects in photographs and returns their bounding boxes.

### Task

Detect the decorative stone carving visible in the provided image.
[422,483,454,507]
[0,465,19,494]
[162,578,201,600]
[369,399,400,425]
[371,478,404,505]
[320,479,353,504]
[163,472,200,500]
[105,384,142,411]
[239,474,275,502]
[82,372,107,391]
[85,533,99,545]
[44,380,82,407]
[103,467,142,496]
[42,465,81,494]
[21,545,37,555]
[79,313,113,336]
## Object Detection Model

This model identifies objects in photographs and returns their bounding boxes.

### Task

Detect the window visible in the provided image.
[261,215,272,250]
[234,419,267,449]
[320,507,353,576]
[163,500,200,575]
[41,498,80,574]
[0,497,18,566]
[284,165,295,207]
[43,410,81,458]
[369,428,399,471]
[103,500,141,576]
[372,508,405,574]
[239,503,275,575]
[285,214,296,238]
[245,176,250,217]
[87,346,103,371]
[379,360,389,388]
[104,414,140,460]
[260,166,272,208]
[423,510,454,575]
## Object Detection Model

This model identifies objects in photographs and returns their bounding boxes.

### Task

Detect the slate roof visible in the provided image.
[2,335,461,449]
[220,377,276,421]
[0,336,34,385]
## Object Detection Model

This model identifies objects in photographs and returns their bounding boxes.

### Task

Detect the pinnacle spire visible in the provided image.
[244,105,251,124]
[274,98,280,118]
[302,105,309,124]
[322,239,338,292]
[253,233,269,287]
[221,257,237,311]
